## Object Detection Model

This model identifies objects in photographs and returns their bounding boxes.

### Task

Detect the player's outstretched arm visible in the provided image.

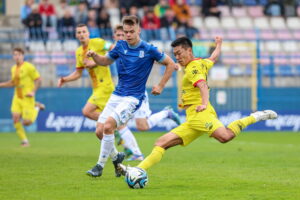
[0,80,14,88]
[86,50,113,67]
[208,36,222,63]
[152,55,176,95]
[195,81,209,112]
[57,69,83,87]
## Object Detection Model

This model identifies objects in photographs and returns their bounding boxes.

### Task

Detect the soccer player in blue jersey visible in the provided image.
[85,15,177,177]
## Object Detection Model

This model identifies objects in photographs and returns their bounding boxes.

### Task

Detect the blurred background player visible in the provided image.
[85,15,176,177]
[111,24,182,161]
[0,48,44,147]
[118,36,278,175]
[57,24,125,177]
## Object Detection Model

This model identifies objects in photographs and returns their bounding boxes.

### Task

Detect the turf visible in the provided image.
[0,132,299,200]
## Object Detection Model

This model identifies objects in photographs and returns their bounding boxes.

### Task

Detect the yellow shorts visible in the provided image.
[87,87,113,112]
[11,95,37,122]
[171,104,224,146]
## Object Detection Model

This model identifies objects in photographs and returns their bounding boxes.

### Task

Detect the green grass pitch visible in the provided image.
[0,132,299,200]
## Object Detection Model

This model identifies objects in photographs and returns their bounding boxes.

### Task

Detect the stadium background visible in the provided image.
[0,0,299,133]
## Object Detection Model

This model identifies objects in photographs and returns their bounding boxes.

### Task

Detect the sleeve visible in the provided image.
[202,58,214,70]
[186,64,206,87]
[11,68,14,81]
[29,64,40,80]
[149,45,165,63]
[75,50,84,69]
[107,41,120,60]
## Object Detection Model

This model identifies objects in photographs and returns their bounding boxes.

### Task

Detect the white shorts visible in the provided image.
[134,92,152,119]
[98,94,140,127]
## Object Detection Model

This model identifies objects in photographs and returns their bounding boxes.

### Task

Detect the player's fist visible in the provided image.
[215,36,222,45]
[196,104,207,112]
[26,91,35,97]
[151,85,163,95]
[86,50,96,57]
[57,77,65,87]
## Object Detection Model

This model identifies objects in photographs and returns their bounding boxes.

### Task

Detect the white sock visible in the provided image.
[110,145,119,161]
[97,134,115,167]
[119,126,142,155]
[146,110,168,129]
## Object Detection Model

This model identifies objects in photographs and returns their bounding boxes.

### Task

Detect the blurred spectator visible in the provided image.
[160,8,179,40]
[171,0,191,27]
[138,0,159,8]
[97,9,112,39]
[86,0,104,9]
[119,0,137,18]
[284,0,297,16]
[60,10,76,40]
[24,4,44,40]
[56,0,71,19]
[154,0,170,17]
[185,19,200,39]
[264,0,285,16]
[39,0,57,29]
[87,9,97,23]
[202,0,221,18]
[74,2,88,24]
[87,20,100,38]
[142,10,161,41]
[21,0,34,23]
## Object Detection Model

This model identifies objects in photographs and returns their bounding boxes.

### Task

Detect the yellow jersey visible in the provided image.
[11,61,40,99]
[76,38,114,90]
[180,58,214,107]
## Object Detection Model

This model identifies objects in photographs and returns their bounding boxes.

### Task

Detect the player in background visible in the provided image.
[85,15,177,177]
[0,48,44,147]
[112,25,181,161]
[117,36,278,175]
[57,24,125,177]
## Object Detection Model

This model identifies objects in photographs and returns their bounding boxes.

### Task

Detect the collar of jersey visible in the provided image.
[127,40,142,49]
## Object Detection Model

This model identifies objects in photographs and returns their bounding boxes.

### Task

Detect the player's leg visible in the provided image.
[22,99,45,126]
[82,102,100,121]
[117,125,144,161]
[137,132,182,170]
[147,106,181,129]
[212,110,278,143]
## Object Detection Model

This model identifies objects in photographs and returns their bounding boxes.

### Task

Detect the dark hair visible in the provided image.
[171,37,193,49]
[76,23,87,28]
[122,15,140,26]
[114,24,123,33]
[13,47,25,55]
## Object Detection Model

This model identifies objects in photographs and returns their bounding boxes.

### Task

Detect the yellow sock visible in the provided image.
[227,116,256,136]
[14,122,27,141]
[137,146,165,170]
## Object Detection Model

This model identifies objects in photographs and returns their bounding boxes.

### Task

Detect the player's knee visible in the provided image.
[95,124,104,139]
[154,137,167,147]
[136,124,148,131]
[23,120,32,126]
[217,132,235,143]
[82,108,90,118]
[103,122,114,134]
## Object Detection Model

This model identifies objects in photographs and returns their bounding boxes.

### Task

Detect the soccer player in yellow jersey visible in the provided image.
[118,36,278,176]
[58,24,114,120]
[57,24,125,177]
[0,48,44,147]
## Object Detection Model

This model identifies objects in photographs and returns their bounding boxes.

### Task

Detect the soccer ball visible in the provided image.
[125,167,148,189]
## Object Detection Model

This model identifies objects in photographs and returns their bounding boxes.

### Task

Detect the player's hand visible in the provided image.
[196,104,207,112]
[26,91,35,97]
[215,36,222,45]
[57,77,65,87]
[174,63,180,71]
[151,85,163,95]
[83,59,96,68]
[86,50,96,57]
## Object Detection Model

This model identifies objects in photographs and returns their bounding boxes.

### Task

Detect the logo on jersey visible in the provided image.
[124,50,127,54]
[139,50,144,58]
